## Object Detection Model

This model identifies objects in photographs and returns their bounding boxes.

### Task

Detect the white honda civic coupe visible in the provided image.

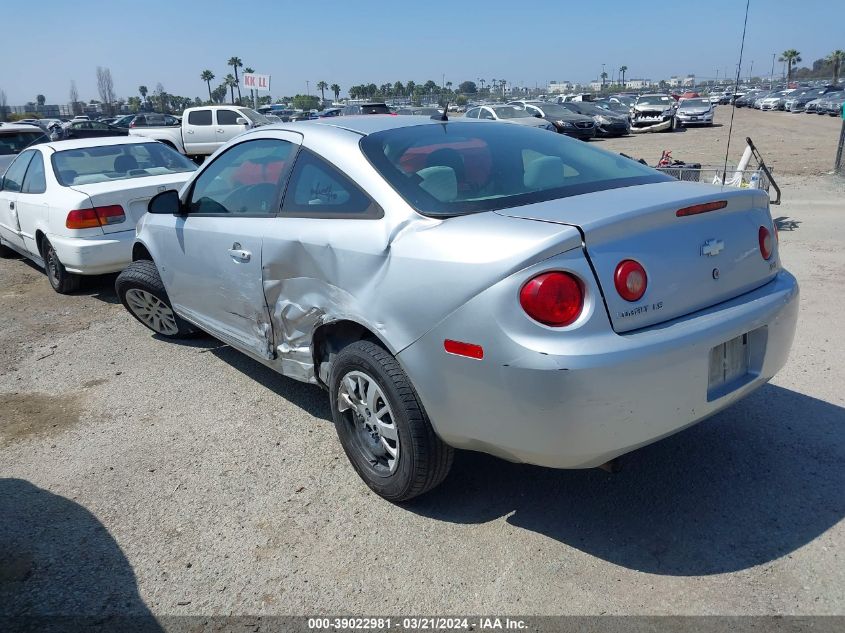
[0,136,196,292]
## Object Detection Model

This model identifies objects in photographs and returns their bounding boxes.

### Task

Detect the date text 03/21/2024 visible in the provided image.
[307,617,528,630]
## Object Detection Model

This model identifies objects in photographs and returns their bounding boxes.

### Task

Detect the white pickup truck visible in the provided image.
[129,106,270,161]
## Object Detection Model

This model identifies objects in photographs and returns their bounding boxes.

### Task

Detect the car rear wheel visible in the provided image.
[116,260,196,338]
[42,239,81,294]
[329,340,453,502]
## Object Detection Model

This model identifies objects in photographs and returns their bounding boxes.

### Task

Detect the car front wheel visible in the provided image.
[116,260,196,338]
[329,340,453,502]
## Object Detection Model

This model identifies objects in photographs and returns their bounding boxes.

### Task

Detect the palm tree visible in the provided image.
[224,74,237,104]
[36,94,46,107]
[828,50,845,84]
[138,85,148,104]
[619,65,628,87]
[331,83,341,101]
[600,71,608,89]
[779,49,801,84]
[478,78,486,92]
[316,81,328,104]
[200,70,215,103]
[227,56,243,103]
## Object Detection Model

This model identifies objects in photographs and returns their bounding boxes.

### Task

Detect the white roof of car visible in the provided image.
[0,123,45,132]
[42,136,158,152]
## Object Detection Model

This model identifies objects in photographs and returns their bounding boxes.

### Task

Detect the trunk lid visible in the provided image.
[495,181,778,333]
[68,173,191,234]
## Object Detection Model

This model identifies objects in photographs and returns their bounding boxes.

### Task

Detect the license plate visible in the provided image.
[708,334,749,390]
[690,116,700,120]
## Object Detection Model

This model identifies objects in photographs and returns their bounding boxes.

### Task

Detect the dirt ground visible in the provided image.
[1,108,844,624]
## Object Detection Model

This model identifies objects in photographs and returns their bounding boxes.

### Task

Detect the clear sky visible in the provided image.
[0,0,841,104]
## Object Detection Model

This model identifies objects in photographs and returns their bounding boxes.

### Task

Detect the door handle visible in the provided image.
[216,129,224,133]
[187,129,194,134]
[9,202,14,210]
[228,242,251,263]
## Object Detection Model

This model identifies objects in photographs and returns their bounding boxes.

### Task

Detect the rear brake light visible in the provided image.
[759,226,773,260]
[444,339,484,359]
[519,272,584,327]
[66,205,126,229]
[614,260,647,302]
[676,200,727,217]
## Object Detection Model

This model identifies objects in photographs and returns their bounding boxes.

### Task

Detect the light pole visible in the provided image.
[770,53,776,89]
[748,60,754,83]
[601,63,606,89]
[715,68,719,85]
[306,80,310,97]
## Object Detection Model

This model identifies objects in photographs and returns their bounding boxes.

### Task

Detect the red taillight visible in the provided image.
[676,200,727,217]
[444,339,484,359]
[66,205,125,229]
[519,272,583,327]
[759,226,773,260]
[614,260,647,302]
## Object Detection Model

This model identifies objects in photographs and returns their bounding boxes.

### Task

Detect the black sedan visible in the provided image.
[558,101,631,137]
[62,120,129,140]
[507,101,597,140]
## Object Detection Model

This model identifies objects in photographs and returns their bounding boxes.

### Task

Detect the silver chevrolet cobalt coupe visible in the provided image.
[116,116,798,501]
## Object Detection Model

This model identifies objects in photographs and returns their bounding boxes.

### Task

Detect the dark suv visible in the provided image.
[340,103,391,115]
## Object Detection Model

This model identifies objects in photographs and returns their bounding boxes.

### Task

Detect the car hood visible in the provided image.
[503,117,551,128]
[633,102,674,112]
[678,107,711,114]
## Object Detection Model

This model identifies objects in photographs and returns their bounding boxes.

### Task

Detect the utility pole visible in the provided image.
[770,53,776,89]
[601,63,606,89]
[836,105,845,175]
[748,60,754,83]
[715,68,719,85]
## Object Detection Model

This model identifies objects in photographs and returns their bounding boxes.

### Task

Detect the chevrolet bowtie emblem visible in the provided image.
[701,239,725,257]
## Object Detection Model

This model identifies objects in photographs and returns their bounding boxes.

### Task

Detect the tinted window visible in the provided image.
[188,139,295,215]
[361,104,390,115]
[0,131,48,156]
[188,110,212,126]
[464,108,479,119]
[22,151,47,194]
[53,142,196,186]
[216,110,239,125]
[281,149,380,218]
[479,108,495,120]
[360,122,669,217]
[2,151,35,192]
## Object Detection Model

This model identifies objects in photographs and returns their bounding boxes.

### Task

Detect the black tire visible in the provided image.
[329,340,453,502]
[115,260,196,338]
[42,238,81,294]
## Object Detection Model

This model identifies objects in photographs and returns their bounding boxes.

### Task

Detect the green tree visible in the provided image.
[228,56,243,103]
[828,50,845,84]
[200,70,215,103]
[331,83,341,101]
[292,94,320,110]
[779,49,802,83]
[393,81,404,97]
[211,84,227,104]
[458,80,477,94]
[600,72,608,89]
[138,85,148,106]
[36,94,46,107]
[406,80,416,97]
[224,74,237,103]
[316,81,328,104]
[619,65,628,87]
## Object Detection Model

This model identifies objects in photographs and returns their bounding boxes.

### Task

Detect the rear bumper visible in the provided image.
[399,270,799,469]
[47,231,133,275]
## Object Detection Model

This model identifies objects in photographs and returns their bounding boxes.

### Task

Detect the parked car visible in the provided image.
[318,108,342,118]
[551,101,628,137]
[675,97,715,126]
[71,115,90,121]
[129,113,180,128]
[734,90,766,108]
[463,105,556,132]
[0,123,50,175]
[396,107,442,116]
[290,111,319,122]
[340,103,392,115]
[631,94,677,129]
[508,101,601,138]
[819,92,845,115]
[129,106,270,160]
[0,137,196,292]
[62,120,129,140]
[783,87,842,112]
[759,90,795,111]
[592,98,632,116]
[115,117,798,501]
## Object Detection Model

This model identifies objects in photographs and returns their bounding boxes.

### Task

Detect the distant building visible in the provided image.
[589,80,603,92]
[624,78,652,90]
[547,81,573,94]
[683,75,696,87]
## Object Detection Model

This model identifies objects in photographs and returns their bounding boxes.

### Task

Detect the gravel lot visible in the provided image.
[1,107,844,621]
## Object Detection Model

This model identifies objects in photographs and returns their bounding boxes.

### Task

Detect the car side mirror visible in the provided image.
[148,189,182,215]
[236,117,248,126]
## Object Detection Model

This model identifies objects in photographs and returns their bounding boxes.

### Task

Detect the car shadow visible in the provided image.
[405,384,845,576]
[79,273,120,304]
[209,344,331,421]
[0,478,162,630]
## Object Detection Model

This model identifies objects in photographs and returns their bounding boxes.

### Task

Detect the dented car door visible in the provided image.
[152,134,301,357]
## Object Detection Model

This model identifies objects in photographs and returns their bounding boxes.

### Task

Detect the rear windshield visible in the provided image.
[0,130,49,155]
[360,122,669,217]
[52,142,197,186]
[680,99,710,107]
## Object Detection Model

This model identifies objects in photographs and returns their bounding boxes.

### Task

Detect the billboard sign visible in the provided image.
[243,73,271,92]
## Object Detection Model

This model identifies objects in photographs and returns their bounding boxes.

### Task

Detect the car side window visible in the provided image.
[188,138,295,216]
[281,149,381,219]
[479,108,495,120]
[216,110,239,125]
[1,150,35,193]
[21,151,46,194]
[188,110,212,126]
[464,108,478,119]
